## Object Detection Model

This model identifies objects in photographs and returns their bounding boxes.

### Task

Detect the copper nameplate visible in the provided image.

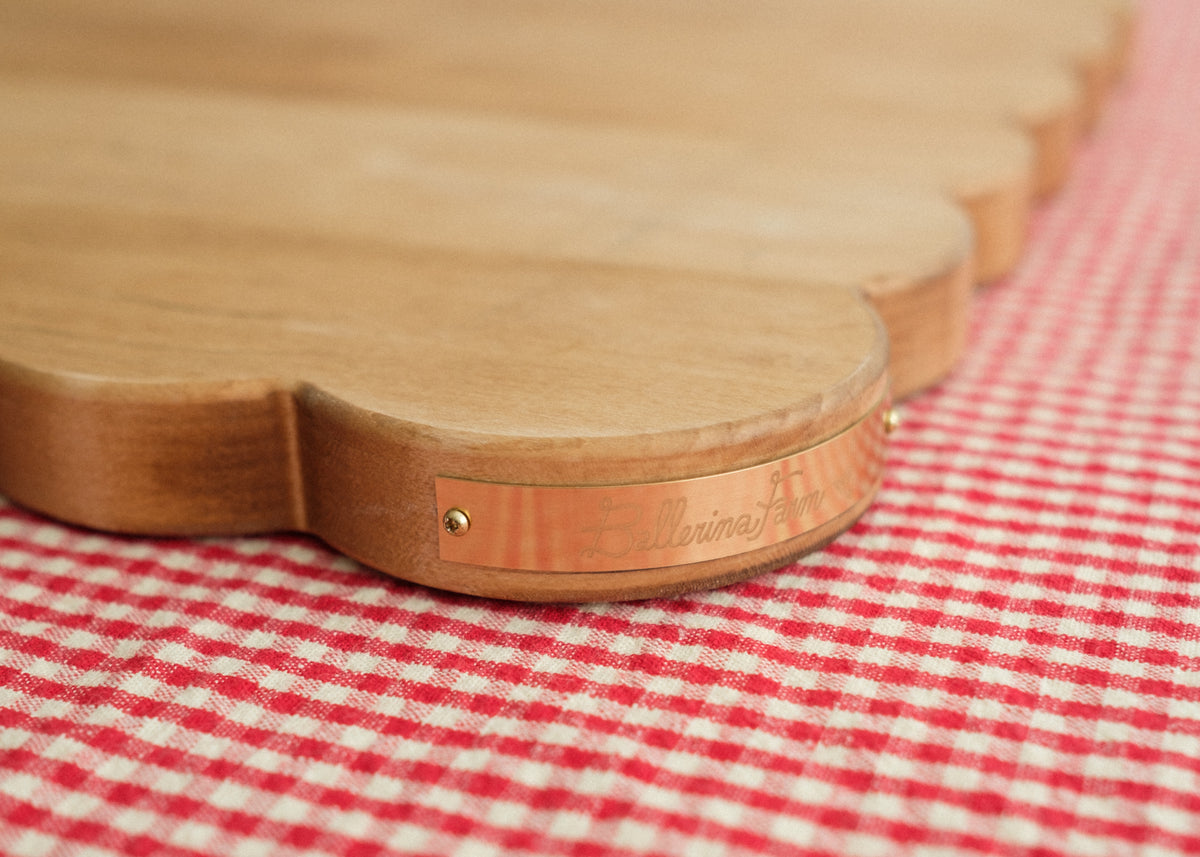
[436,399,889,573]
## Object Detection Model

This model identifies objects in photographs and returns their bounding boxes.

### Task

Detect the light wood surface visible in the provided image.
[0,0,1132,281]
[3,78,970,398]
[0,0,1132,600]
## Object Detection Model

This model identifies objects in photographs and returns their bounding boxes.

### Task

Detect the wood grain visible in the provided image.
[0,0,1133,281]
[0,0,1133,600]
[3,78,970,398]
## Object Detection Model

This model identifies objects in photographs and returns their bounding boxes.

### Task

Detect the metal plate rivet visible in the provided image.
[443,507,471,537]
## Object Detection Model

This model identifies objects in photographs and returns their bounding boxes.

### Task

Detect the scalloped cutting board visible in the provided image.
[0,0,1131,600]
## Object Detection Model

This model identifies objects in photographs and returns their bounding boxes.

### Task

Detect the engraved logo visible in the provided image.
[580,470,823,561]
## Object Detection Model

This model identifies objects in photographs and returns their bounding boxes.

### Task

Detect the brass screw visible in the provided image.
[443,507,471,537]
[883,408,901,435]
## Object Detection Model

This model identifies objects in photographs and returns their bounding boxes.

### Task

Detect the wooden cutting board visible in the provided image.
[0,0,1131,600]
[0,74,907,601]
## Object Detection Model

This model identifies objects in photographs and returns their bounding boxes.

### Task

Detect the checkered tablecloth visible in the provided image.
[3,1,1199,855]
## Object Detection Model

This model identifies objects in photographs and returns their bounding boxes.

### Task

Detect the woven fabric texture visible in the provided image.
[2,1,1199,855]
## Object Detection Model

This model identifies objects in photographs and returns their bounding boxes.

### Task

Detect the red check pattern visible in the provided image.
[3,2,1200,855]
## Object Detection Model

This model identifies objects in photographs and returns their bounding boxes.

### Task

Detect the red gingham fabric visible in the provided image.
[3,2,1199,855]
